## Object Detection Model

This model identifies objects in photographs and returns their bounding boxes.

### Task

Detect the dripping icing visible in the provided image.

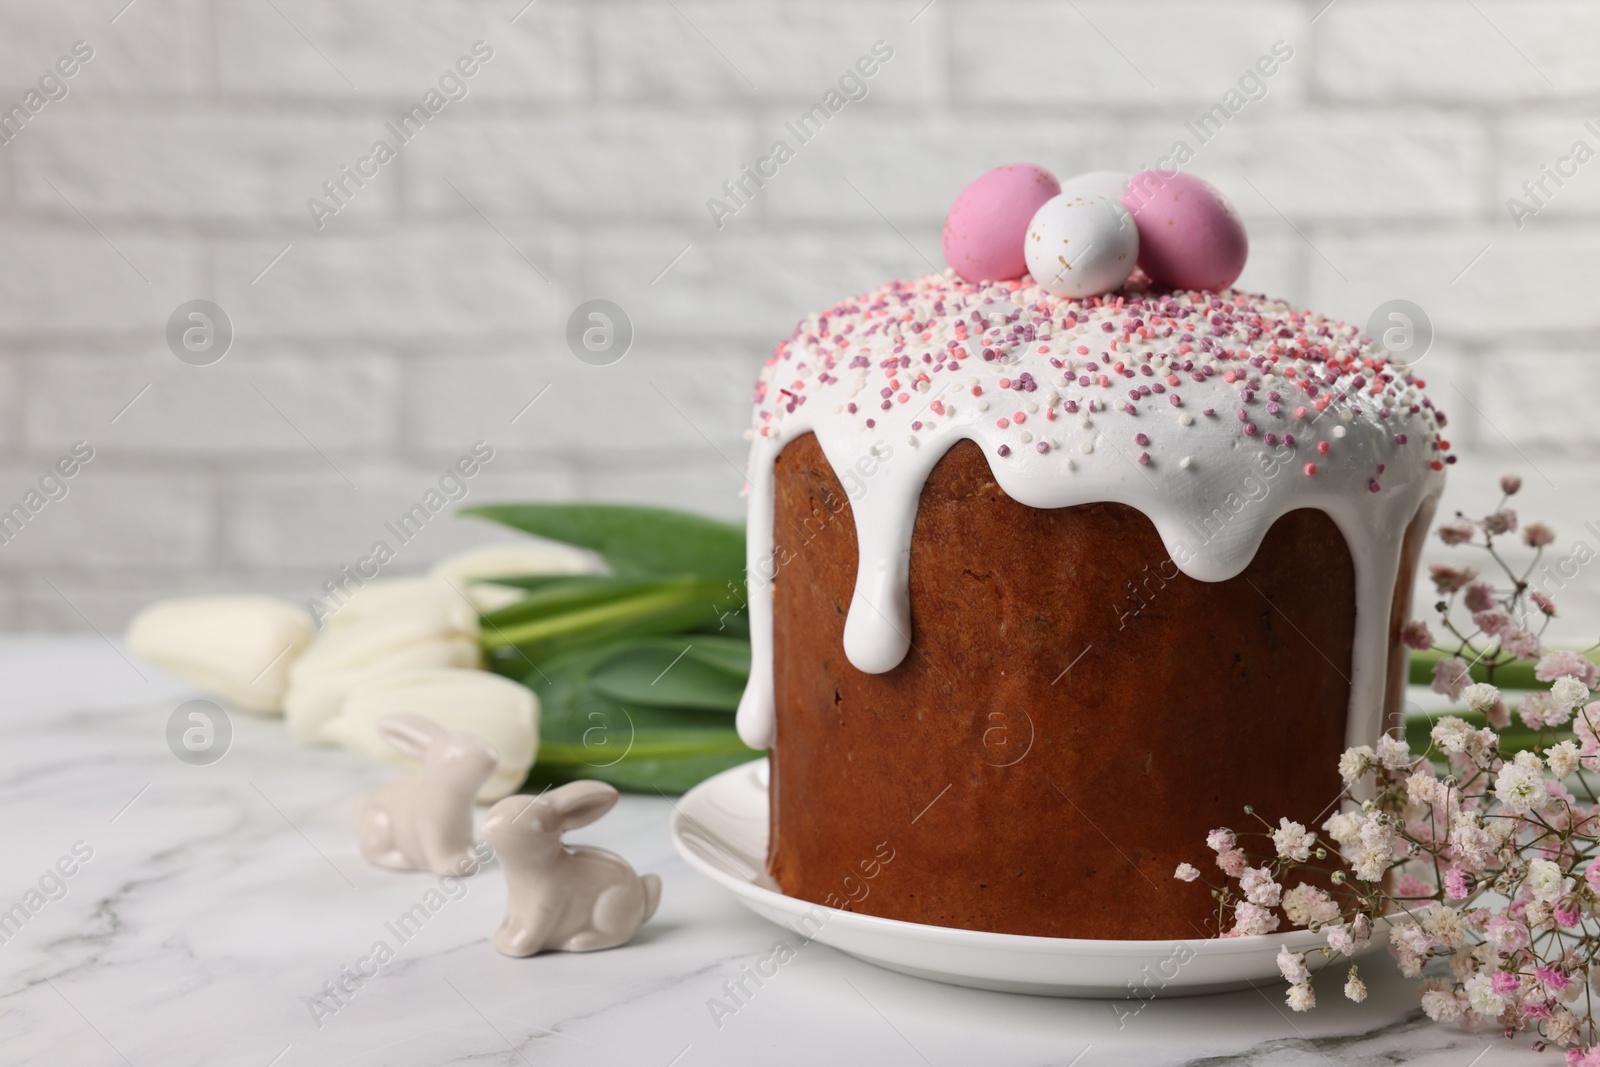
[737,273,1447,753]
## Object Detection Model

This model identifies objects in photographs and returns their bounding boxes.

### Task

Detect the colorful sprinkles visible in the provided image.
[752,271,1448,491]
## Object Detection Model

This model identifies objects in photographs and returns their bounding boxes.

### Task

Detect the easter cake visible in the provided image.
[736,167,1448,940]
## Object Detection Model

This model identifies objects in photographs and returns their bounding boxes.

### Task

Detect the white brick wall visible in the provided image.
[3,0,1598,638]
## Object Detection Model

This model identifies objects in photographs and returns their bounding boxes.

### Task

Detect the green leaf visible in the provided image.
[590,643,747,711]
[479,578,725,654]
[462,503,745,585]
[480,577,673,630]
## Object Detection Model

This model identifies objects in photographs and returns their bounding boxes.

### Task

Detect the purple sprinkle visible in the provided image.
[1137,451,1151,465]
[998,444,1012,458]
[847,403,857,414]
[1203,408,1216,417]
[1244,423,1258,436]
[1169,394,1181,407]
[1123,402,1137,415]
[1265,433,1278,446]
[1284,433,1296,447]
[881,400,891,410]
[865,418,875,428]
[911,421,922,431]
[1036,441,1050,454]
[1394,433,1408,444]
[1135,433,1150,446]
[1368,480,1381,493]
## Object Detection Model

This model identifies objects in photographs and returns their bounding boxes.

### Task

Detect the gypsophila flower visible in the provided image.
[1205,828,1236,853]
[1484,509,1518,535]
[1538,650,1597,687]
[1494,752,1545,814]
[1240,866,1282,907]
[1277,945,1308,985]
[1461,682,1501,714]
[1375,734,1412,771]
[1173,862,1200,882]
[1527,858,1573,904]
[1282,883,1341,928]
[1402,619,1434,650]
[1180,475,1600,1052]
[1273,818,1315,862]
[1431,658,1471,701]
[1501,474,1523,495]
[1338,745,1375,784]
[1230,901,1279,936]
[1464,581,1495,612]
[1549,739,1581,779]
[1552,675,1592,710]
[1523,522,1555,547]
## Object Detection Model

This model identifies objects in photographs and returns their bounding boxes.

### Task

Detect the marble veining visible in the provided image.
[0,640,1548,1066]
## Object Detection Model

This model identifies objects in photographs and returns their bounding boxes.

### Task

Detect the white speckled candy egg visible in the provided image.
[1023,193,1139,298]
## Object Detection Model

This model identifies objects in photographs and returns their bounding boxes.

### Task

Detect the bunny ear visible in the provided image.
[376,713,446,759]
[547,780,619,831]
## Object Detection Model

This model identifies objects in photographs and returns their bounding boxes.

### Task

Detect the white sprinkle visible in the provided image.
[1180,455,1194,469]
[1179,413,1194,426]
[976,400,989,412]
[907,435,918,447]
[1025,401,1038,413]
[1079,441,1094,455]
[1020,431,1033,443]
[1333,425,1347,439]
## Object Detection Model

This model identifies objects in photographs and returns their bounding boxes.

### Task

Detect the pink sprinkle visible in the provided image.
[1295,406,1308,418]
[1134,433,1149,446]
[971,385,983,396]
[1304,463,1317,476]
[1317,441,1330,455]
[997,417,1010,429]
[1014,412,1027,424]
[999,377,1012,388]
[1036,441,1050,454]
[1137,451,1150,465]
[1368,479,1381,493]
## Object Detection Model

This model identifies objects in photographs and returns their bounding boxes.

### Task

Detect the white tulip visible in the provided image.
[283,612,480,744]
[126,596,313,713]
[321,667,538,801]
[430,540,602,613]
[320,576,479,635]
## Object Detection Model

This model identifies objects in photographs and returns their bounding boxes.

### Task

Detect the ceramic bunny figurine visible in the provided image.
[353,714,498,876]
[483,780,661,956]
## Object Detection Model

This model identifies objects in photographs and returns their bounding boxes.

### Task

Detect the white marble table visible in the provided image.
[0,638,1549,1066]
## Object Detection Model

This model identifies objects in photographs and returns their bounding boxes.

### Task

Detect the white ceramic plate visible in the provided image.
[670,758,1373,998]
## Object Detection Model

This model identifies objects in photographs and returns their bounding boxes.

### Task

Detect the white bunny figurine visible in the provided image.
[353,714,498,877]
[483,780,661,956]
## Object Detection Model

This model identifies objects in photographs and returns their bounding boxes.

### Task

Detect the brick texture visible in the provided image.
[2,0,1596,637]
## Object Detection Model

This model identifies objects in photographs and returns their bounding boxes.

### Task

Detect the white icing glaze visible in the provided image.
[738,272,1448,754]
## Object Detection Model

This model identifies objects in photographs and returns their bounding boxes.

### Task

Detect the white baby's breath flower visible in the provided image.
[1173,862,1200,882]
[1421,987,1465,1022]
[1344,967,1367,1003]
[1375,734,1412,771]
[1494,758,1544,815]
[1276,946,1308,985]
[1286,982,1315,1011]
[1552,675,1591,710]
[1241,866,1282,907]
[1430,715,1474,754]
[1405,770,1439,808]
[1282,884,1341,928]
[1322,811,1362,850]
[1548,738,1581,780]
[1338,745,1375,784]
[1422,904,1467,948]
[1462,682,1502,714]
[1526,857,1573,904]
[1463,972,1506,1017]
[1272,818,1315,862]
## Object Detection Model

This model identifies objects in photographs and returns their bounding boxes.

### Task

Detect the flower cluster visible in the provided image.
[1183,475,1600,1060]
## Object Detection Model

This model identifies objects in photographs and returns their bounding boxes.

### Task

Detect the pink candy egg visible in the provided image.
[1122,170,1248,292]
[942,163,1061,284]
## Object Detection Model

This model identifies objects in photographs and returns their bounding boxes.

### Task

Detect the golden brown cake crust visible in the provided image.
[768,432,1364,940]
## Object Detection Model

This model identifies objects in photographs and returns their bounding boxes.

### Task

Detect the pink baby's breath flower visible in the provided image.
[1429,563,1479,594]
[1501,474,1523,495]
[1444,865,1472,899]
[1206,828,1236,853]
[1524,522,1556,547]
[1502,625,1544,660]
[1585,862,1600,894]
[1555,899,1583,928]
[1483,509,1518,535]
[1472,608,1511,636]
[1402,619,1435,650]
[1533,591,1558,615]
[1432,657,1471,701]
[1490,971,1521,996]
[1240,866,1282,907]
[1464,581,1496,612]
[1395,873,1433,899]
[1229,901,1279,937]
[1173,862,1200,882]
[1216,848,1247,878]
[1537,650,1600,689]
[1438,520,1475,546]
